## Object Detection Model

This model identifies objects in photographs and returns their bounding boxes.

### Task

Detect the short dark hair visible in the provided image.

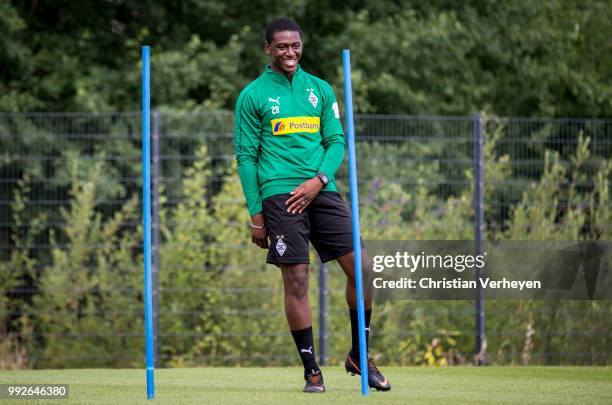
[265,17,302,43]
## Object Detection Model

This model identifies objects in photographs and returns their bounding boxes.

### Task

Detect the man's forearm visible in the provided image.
[317,141,345,178]
[237,161,263,216]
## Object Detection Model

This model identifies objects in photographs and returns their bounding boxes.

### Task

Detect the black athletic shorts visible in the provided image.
[262,191,360,265]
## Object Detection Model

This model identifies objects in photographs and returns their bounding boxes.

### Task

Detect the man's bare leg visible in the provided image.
[280,263,324,392]
[280,263,312,329]
[336,250,373,310]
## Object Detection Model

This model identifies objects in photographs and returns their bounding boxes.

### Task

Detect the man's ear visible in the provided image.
[264,42,271,55]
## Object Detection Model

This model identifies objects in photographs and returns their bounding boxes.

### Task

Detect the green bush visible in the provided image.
[32,160,143,368]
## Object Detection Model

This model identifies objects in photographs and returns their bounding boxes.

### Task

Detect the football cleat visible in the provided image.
[303,368,326,393]
[345,353,391,391]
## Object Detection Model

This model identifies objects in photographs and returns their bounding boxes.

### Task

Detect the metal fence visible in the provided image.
[1,111,611,369]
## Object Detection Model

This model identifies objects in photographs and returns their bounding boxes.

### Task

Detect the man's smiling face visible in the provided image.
[265,30,302,76]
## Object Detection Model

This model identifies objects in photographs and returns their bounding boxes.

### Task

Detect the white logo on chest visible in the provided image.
[269,97,280,114]
[306,88,318,108]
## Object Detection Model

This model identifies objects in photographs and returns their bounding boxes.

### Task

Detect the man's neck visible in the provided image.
[270,65,297,82]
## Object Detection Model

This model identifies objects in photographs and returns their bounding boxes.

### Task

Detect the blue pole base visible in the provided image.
[146,367,155,399]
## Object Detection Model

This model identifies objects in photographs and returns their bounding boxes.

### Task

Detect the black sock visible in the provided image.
[291,326,319,373]
[349,309,372,359]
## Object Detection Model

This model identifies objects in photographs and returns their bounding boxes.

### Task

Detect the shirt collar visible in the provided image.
[264,64,303,84]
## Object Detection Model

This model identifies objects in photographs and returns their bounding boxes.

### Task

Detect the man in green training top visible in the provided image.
[234,17,390,393]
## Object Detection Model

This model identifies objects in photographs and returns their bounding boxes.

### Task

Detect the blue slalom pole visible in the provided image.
[142,45,155,400]
[342,49,369,396]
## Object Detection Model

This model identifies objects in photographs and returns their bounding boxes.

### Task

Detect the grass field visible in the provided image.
[1,366,611,404]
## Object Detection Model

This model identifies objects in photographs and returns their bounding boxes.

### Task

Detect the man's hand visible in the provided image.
[285,177,324,214]
[250,212,268,249]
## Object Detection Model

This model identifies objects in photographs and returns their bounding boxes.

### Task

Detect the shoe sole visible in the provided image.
[303,387,326,393]
[346,371,391,391]
[346,366,391,391]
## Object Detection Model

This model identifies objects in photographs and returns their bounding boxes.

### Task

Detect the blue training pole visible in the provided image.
[342,49,369,396]
[142,45,155,400]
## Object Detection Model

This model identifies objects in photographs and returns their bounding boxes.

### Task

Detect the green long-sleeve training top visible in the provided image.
[234,65,345,216]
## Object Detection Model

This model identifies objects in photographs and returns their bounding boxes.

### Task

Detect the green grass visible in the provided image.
[1,367,611,404]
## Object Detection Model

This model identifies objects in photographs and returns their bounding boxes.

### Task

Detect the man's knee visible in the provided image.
[288,277,309,300]
[339,251,371,282]
[282,265,309,300]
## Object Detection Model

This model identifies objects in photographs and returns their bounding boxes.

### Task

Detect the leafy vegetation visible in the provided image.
[0,2,610,369]
[2,1,611,117]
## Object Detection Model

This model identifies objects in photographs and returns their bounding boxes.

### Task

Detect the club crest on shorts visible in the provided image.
[307,88,318,108]
[275,235,287,256]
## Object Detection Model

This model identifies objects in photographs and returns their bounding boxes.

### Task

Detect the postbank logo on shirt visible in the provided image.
[271,116,320,136]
